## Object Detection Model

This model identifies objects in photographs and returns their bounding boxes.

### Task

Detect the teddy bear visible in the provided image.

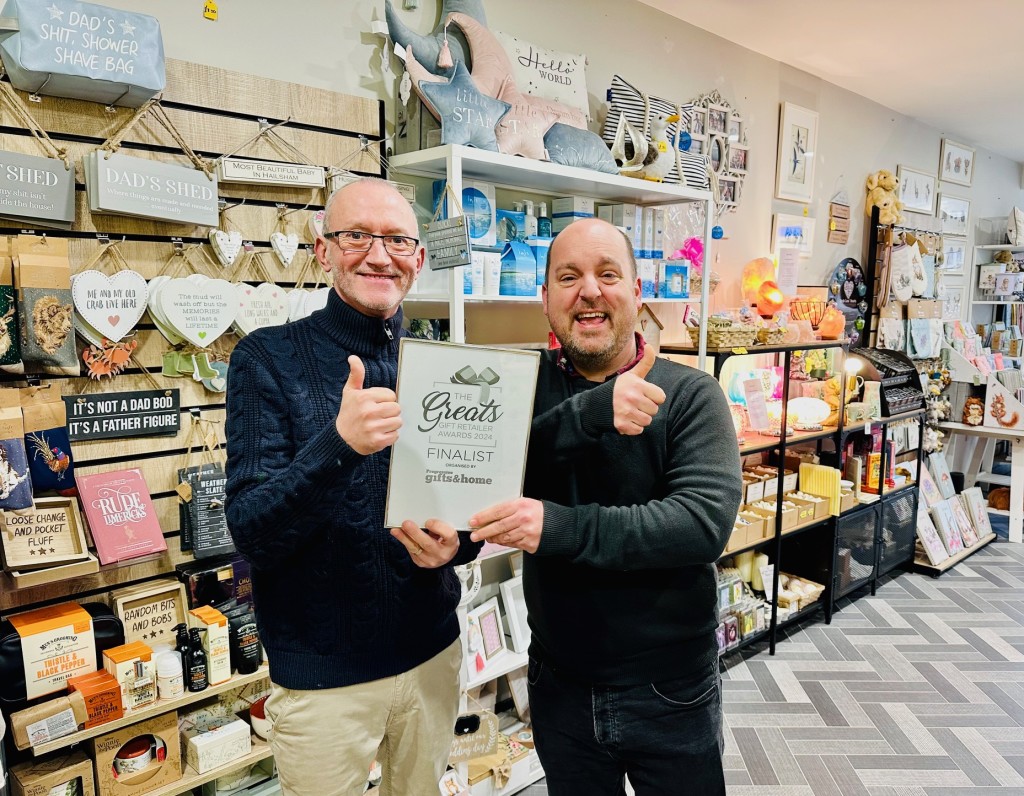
[994,250,1020,273]
[865,169,904,225]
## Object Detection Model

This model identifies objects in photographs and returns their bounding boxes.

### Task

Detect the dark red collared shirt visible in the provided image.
[556,332,647,381]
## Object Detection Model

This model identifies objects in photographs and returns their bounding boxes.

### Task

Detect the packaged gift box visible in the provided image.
[91,711,181,796]
[10,750,96,796]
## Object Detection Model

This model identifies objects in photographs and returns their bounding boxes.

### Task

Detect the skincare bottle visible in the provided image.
[523,200,538,237]
[537,203,552,237]
[174,623,190,666]
[156,652,184,699]
[187,629,208,692]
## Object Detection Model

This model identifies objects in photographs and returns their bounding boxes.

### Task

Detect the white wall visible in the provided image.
[103,0,1024,317]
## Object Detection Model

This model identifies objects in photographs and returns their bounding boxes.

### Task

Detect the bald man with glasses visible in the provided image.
[226,178,482,796]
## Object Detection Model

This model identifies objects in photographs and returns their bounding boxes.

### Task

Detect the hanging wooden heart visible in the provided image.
[146,276,184,345]
[234,283,290,336]
[209,229,243,267]
[157,278,237,347]
[287,288,308,323]
[270,232,299,267]
[72,270,149,342]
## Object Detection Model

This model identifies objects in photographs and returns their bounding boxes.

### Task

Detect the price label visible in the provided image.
[731,347,748,355]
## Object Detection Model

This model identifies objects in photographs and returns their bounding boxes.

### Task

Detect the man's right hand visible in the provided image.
[336,355,403,455]
[613,344,666,435]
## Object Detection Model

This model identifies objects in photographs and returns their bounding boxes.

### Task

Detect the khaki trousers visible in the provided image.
[266,640,462,796]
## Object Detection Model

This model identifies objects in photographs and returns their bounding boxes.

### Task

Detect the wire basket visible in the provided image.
[790,299,828,329]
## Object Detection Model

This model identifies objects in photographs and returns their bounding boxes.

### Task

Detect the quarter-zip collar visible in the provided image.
[315,288,403,357]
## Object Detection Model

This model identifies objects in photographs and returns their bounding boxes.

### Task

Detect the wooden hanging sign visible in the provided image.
[63,389,180,442]
[85,152,219,226]
[218,157,325,188]
[0,150,76,230]
[425,216,472,271]
[0,497,90,571]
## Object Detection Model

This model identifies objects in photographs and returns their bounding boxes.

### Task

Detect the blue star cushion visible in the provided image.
[419,62,511,151]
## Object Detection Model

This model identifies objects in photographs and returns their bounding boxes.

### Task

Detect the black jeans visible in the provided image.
[528,656,725,796]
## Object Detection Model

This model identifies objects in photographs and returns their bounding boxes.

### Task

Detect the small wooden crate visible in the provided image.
[0,498,90,572]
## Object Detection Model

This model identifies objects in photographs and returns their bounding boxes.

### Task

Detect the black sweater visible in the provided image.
[524,350,742,685]
[225,290,480,690]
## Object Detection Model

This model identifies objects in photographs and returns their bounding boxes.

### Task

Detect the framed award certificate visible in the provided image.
[384,339,540,529]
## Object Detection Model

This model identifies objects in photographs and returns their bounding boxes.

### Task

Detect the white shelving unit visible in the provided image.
[967,243,1024,325]
[390,144,715,368]
[390,145,714,795]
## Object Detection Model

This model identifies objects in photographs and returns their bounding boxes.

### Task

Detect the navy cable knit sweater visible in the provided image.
[225,290,480,690]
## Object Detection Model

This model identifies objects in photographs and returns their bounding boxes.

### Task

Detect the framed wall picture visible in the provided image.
[942,239,967,275]
[939,194,971,238]
[729,144,748,174]
[689,108,707,139]
[466,597,506,677]
[718,176,740,206]
[708,104,729,134]
[939,138,975,186]
[775,102,818,203]
[772,213,816,258]
[942,284,964,321]
[499,576,530,653]
[896,165,936,215]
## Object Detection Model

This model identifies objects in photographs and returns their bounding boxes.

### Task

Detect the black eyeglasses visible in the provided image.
[323,230,420,256]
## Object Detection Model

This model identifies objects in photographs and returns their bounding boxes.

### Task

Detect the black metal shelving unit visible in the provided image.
[664,340,847,655]
[663,340,925,656]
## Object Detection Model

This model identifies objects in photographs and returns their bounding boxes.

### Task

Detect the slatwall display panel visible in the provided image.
[0,57,382,612]
[878,488,919,576]
[834,503,878,599]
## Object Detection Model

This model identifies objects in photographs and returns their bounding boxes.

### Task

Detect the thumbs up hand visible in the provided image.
[335,355,403,455]
[612,344,666,436]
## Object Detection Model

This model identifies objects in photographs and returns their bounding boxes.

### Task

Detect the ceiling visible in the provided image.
[638,0,1024,164]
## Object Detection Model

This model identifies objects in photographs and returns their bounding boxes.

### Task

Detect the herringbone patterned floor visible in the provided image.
[522,539,1024,795]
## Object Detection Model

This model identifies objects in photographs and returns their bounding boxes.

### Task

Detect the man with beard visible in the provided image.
[226,178,480,795]
[469,218,742,794]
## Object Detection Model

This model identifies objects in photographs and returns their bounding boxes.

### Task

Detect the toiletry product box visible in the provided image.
[7,603,96,700]
[91,711,181,796]
[638,259,657,299]
[598,203,641,248]
[526,236,553,288]
[182,718,252,775]
[552,196,595,233]
[189,606,231,686]
[738,512,767,543]
[659,262,689,299]
[67,670,123,728]
[499,241,538,297]
[640,207,655,258]
[10,750,96,796]
[10,690,88,750]
[495,209,526,242]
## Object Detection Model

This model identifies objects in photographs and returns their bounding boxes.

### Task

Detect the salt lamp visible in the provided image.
[817,305,846,339]
[741,257,776,305]
[787,397,830,429]
[756,280,785,317]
